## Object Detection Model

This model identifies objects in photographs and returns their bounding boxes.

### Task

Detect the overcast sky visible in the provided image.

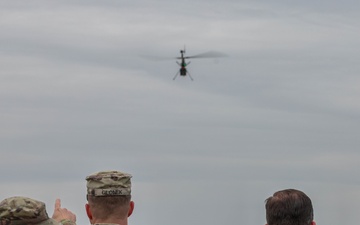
[1,1,360,225]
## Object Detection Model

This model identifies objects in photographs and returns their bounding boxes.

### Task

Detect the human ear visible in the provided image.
[128,201,135,217]
[85,203,93,220]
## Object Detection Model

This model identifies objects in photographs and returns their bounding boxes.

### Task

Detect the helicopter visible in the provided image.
[173,48,226,81]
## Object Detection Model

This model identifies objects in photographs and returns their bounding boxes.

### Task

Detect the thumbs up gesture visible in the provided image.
[52,199,77,225]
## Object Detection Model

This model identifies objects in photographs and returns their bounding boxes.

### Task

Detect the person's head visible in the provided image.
[0,196,59,225]
[85,170,134,224]
[265,189,315,225]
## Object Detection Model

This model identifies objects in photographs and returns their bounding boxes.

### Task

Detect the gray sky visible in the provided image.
[1,1,360,225]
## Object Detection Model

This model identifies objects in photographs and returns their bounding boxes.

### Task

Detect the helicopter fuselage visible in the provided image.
[179,50,188,76]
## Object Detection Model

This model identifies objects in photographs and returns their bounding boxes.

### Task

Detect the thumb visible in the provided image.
[54,198,61,210]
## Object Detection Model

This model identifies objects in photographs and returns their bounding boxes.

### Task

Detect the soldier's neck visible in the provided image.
[91,218,128,225]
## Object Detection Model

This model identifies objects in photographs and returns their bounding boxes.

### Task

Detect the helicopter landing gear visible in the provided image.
[187,71,194,81]
[173,71,193,81]
[173,71,180,80]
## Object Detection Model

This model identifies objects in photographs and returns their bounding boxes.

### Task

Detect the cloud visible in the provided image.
[1,1,360,225]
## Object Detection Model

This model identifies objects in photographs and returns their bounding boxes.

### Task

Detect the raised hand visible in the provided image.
[52,199,76,225]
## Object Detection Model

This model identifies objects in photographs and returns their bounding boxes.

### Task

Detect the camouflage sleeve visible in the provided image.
[60,219,76,225]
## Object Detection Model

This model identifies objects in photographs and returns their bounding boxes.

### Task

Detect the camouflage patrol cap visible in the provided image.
[86,170,132,197]
[0,196,59,225]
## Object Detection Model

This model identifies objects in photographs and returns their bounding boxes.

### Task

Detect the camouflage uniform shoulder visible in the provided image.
[92,224,120,225]
[0,196,58,225]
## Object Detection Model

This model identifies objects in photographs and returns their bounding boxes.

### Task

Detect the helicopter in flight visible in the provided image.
[173,48,226,81]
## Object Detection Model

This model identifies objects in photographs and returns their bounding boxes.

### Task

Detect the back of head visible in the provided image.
[0,196,58,225]
[86,170,133,220]
[265,189,314,225]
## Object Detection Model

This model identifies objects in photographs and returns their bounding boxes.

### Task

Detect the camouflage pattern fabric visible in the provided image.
[86,170,132,196]
[92,224,120,225]
[0,196,59,225]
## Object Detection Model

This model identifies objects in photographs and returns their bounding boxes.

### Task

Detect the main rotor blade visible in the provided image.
[141,51,227,60]
[140,54,176,61]
[185,51,227,59]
